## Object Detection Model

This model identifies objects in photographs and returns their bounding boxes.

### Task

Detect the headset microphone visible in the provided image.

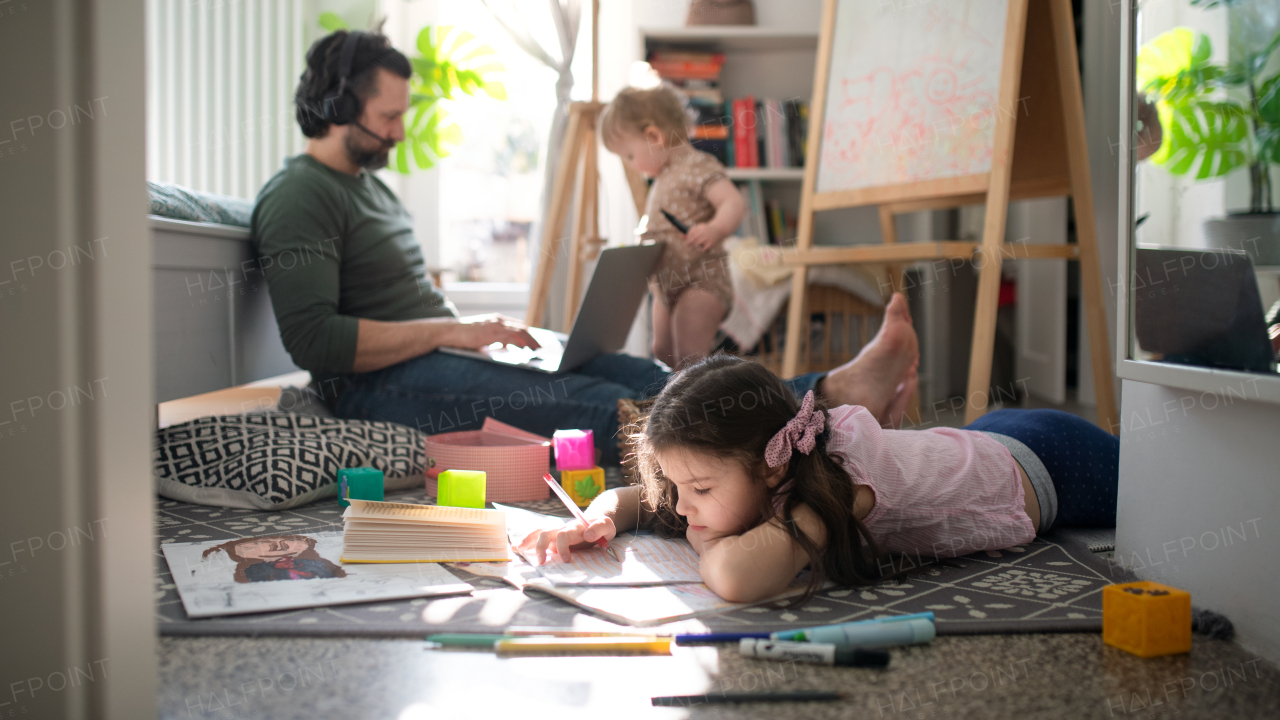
[352,119,396,148]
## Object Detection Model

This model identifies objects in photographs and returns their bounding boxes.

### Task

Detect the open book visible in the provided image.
[497,504,704,586]
[463,505,809,626]
[341,500,508,563]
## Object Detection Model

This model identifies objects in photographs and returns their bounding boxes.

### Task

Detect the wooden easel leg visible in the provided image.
[527,106,585,328]
[1049,0,1119,433]
[966,246,1004,424]
[879,205,904,294]
[563,123,596,332]
[781,267,808,379]
[965,0,1028,424]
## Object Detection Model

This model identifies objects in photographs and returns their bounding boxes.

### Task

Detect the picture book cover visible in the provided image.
[161,531,475,619]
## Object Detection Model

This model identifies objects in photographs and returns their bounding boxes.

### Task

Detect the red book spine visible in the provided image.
[734,96,759,168]
[732,99,750,169]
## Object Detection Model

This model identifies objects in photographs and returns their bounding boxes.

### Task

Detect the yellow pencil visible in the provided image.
[495,636,672,657]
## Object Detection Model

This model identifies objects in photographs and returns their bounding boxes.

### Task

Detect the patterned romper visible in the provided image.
[640,145,735,312]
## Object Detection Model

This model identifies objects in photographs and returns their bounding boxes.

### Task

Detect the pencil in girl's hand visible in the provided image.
[661,208,690,234]
[542,474,621,562]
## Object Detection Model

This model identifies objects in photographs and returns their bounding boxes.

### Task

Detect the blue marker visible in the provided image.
[674,632,772,645]
[771,612,936,648]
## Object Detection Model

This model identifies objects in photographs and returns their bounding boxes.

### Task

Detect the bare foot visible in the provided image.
[820,293,919,423]
[883,365,918,430]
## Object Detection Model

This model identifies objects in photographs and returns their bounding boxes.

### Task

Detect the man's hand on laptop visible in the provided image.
[450,314,541,351]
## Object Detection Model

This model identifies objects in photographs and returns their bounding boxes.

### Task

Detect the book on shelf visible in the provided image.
[646,47,806,170]
[340,499,509,563]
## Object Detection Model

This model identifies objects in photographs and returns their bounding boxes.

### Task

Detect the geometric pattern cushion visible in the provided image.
[153,413,427,511]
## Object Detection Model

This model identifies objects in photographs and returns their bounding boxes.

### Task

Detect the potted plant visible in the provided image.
[320,13,507,173]
[1136,0,1280,264]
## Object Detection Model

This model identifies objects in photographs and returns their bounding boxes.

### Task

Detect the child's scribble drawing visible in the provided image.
[817,0,1008,194]
[202,535,347,583]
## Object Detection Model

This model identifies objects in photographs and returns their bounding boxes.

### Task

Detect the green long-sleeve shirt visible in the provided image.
[250,154,456,376]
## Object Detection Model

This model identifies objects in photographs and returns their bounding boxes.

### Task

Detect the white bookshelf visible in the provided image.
[639,26,818,52]
[725,167,804,182]
[641,25,817,242]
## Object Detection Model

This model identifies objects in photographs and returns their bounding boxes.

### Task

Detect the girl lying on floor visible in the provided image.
[517,354,1119,603]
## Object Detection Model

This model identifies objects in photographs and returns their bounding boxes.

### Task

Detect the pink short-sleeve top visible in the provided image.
[823,405,1035,558]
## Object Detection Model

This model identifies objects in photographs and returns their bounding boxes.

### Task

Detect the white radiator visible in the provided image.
[146,0,308,200]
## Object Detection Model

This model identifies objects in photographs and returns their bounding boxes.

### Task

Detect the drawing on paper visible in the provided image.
[201,534,346,583]
[496,504,703,586]
[816,0,1009,194]
[162,531,474,619]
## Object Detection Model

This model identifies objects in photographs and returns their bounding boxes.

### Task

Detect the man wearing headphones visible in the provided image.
[251,28,920,462]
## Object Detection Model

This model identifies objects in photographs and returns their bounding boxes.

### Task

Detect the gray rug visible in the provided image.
[156,474,1131,637]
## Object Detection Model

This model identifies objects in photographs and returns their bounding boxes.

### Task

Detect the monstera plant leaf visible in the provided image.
[1153,101,1250,179]
[1256,74,1280,164]
[396,25,507,172]
[317,15,506,173]
[1136,28,1222,108]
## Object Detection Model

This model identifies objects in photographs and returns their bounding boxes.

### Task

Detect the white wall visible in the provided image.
[1116,379,1280,662]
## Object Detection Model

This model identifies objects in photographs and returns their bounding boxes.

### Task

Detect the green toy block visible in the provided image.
[338,467,384,508]
[561,466,604,508]
[437,469,487,508]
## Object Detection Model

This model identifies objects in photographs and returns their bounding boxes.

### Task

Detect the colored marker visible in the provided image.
[495,636,671,657]
[774,617,935,649]
[542,474,620,561]
[674,632,772,645]
[425,634,506,648]
[661,208,690,234]
[770,611,935,641]
[652,691,844,706]
[739,638,890,668]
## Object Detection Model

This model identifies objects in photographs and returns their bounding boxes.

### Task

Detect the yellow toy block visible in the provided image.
[561,467,605,508]
[1103,581,1191,658]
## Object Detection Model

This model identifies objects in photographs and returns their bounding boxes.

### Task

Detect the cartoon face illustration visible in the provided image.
[202,534,347,584]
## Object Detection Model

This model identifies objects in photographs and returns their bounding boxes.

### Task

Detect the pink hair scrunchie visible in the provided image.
[764,390,826,468]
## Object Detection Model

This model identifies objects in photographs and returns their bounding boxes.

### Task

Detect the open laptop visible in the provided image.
[1132,246,1276,373]
[439,243,665,373]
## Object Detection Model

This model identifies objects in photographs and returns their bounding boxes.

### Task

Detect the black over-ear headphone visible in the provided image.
[321,31,366,126]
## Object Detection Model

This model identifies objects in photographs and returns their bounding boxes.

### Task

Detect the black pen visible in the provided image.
[651,691,845,706]
[661,208,690,234]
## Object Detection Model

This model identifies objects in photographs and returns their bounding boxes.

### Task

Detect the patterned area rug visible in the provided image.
[156,473,1131,637]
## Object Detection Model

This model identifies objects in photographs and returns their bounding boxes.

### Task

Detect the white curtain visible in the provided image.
[480,0,582,255]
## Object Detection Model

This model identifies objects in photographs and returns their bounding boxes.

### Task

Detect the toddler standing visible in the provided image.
[601,86,746,369]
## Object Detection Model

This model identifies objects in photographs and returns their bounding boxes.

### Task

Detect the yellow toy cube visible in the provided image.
[1102,581,1191,657]
[560,467,605,507]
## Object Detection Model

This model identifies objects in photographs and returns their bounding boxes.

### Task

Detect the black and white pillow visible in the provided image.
[154,413,426,510]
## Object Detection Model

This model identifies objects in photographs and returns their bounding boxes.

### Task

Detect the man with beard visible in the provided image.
[251,28,920,464]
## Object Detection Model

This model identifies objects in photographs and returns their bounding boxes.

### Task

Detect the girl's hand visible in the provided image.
[684,223,727,253]
[516,516,617,564]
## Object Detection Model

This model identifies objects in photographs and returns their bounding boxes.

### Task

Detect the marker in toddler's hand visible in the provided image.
[542,473,620,562]
[661,208,690,234]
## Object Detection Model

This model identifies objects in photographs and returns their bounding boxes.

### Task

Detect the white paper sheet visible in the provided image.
[495,504,703,586]
[162,531,474,618]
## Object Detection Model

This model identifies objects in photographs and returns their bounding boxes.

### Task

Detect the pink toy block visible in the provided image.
[553,429,595,470]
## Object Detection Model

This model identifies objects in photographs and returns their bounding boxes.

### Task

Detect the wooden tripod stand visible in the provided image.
[525,100,607,330]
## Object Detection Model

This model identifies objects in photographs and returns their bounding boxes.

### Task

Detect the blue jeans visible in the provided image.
[963,409,1120,530]
[330,352,826,465]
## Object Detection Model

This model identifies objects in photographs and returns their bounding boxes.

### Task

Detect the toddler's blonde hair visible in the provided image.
[600,85,689,152]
